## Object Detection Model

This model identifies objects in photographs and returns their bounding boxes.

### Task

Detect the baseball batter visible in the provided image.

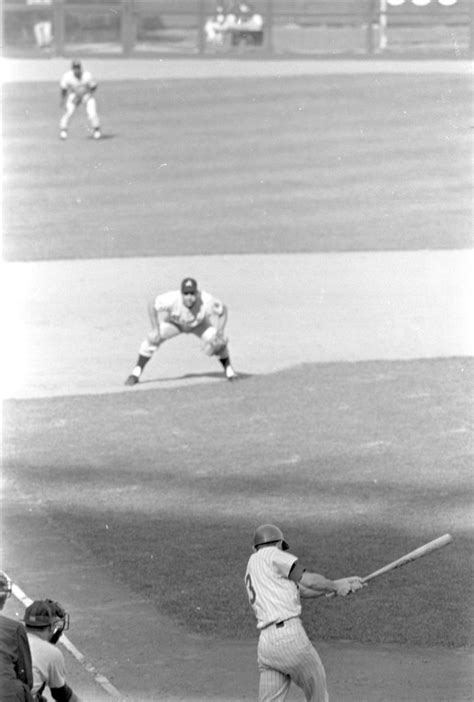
[59,60,101,140]
[245,525,365,702]
[125,277,237,385]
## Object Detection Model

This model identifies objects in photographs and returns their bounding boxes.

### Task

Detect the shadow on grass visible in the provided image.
[138,370,254,384]
[21,502,473,649]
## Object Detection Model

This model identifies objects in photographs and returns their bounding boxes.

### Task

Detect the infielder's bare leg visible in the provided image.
[125,322,180,385]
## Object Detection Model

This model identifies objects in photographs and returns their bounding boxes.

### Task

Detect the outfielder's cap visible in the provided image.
[24,600,55,627]
[181,277,198,294]
[253,524,289,550]
[71,59,82,68]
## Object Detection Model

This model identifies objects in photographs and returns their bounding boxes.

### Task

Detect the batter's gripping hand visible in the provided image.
[334,576,365,597]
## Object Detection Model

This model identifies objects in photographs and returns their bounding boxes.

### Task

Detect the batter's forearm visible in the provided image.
[299,572,337,597]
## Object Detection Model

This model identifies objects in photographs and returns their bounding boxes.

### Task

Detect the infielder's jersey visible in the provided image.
[27,634,67,694]
[245,547,301,629]
[59,69,97,100]
[154,290,224,332]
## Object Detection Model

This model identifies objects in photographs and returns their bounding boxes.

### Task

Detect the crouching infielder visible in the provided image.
[59,59,101,140]
[125,277,237,386]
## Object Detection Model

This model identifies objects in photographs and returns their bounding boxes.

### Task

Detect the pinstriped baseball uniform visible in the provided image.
[245,546,329,702]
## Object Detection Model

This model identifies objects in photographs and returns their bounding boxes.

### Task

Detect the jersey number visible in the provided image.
[245,574,257,605]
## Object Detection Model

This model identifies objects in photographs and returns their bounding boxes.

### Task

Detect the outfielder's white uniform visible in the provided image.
[139,289,229,359]
[59,69,100,131]
[245,546,329,702]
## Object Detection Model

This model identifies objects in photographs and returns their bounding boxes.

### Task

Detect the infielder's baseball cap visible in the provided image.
[71,59,82,69]
[181,277,198,294]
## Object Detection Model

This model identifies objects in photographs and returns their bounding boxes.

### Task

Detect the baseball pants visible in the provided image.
[139,321,229,359]
[60,94,100,130]
[257,618,329,702]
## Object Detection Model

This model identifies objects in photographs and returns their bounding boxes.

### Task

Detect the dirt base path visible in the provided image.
[2,57,472,84]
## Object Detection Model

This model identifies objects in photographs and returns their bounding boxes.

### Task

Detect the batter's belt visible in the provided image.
[260,615,300,631]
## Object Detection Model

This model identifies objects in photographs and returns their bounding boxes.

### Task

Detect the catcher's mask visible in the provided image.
[0,572,13,599]
[253,524,289,550]
[24,599,70,643]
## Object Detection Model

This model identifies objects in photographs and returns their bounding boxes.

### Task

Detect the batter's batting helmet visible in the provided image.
[254,524,289,550]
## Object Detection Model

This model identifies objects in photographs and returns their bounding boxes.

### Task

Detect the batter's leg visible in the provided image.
[259,668,292,702]
[290,643,328,702]
[125,322,180,386]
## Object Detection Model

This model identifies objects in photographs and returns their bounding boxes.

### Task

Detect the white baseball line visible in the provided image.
[10,580,126,700]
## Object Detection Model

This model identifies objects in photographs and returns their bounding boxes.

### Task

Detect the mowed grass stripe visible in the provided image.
[3,358,472,647]
[3,74,471,261]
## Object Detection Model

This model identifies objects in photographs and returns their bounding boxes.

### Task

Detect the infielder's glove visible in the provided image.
[202,333,228,357]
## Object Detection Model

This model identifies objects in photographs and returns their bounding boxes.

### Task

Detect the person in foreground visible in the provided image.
[0,572,34,702]
[24,600,80,702]
[245,524,366,702]
[125,277,237,385]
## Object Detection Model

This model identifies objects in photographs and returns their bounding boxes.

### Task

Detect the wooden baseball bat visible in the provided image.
[362,533,453,583]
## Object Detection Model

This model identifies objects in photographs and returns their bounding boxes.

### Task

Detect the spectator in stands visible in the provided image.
[204,5,229,46]
[204,5,243,46]
[236,3,263,33]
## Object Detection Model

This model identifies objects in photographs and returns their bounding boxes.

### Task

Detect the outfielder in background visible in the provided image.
[0,572,34,702]
[245,525,365,702]
[59,60,101,141]
[125,277,237,385]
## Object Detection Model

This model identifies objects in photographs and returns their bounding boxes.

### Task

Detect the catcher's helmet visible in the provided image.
[253,524,289,550]
[24,600,69,630]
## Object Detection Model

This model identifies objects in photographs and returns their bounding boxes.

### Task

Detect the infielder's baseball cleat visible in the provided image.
[59,130,67,140]
[125,374,139,386]
[225,365,237,381]
[93,128,101,140]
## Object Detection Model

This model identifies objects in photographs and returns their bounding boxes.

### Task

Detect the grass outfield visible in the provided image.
[3,73,472,261]
[3,358,472,648]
